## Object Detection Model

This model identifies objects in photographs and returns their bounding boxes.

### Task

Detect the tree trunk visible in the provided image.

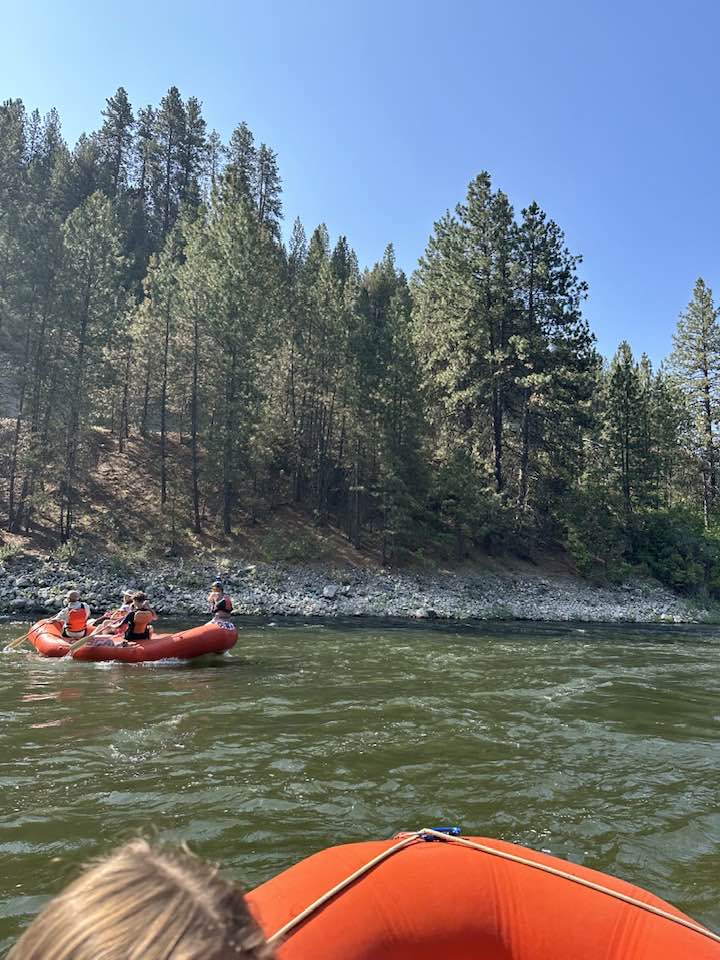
[222,349,238,535]
[60,279,92,541]
[7,328,31,530]
[492,380,503,494]
[191,314,201,533]
[518,389,531,508]
[162,128,174,238]
[119,348,131,452]
[159,297,171,505]
[703,375,716,513]
[140,363,151,436]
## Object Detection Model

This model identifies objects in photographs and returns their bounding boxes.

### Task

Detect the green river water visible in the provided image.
[1,617,718,953]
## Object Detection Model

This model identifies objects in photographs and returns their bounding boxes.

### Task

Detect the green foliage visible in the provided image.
[102,553,133,579]
[560,487,630,582]
[55,539,82,564]
[0,543,22,565]
[256,528,328,563]
[2,89,720,603]
[629,509,720,598]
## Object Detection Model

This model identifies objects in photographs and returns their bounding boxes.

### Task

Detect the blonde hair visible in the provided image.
[8,839,273,960]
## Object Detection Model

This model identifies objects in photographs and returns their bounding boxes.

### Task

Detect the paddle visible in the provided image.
[4,632,32,652]
[3,619,48,652]
[68,622,109,654]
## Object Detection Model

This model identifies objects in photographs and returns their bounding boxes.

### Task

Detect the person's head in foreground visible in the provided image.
[8,839,274,960]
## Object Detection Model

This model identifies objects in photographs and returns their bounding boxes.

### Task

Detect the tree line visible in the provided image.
[1,87,720,593]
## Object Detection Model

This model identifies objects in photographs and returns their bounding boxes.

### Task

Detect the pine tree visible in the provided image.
[177,96,208,211]
[256,143,282,237]
[99,86,134,196]
[176,213,214,532]
[205,130,225,195]
[603,342,641,517]
[131,226,185,504]
[413,172,516,497]
[225,121,257,199]
[359,250,428,560]
[188,177,277,532]
[669,278,720,525]
[511,202,593,511]
[154,86,186,239]
[55,192,125,539]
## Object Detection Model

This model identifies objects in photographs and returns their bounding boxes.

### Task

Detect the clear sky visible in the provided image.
[2,0,719,362]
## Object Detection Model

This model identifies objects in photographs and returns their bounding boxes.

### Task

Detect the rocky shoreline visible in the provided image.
[0,553,711,623]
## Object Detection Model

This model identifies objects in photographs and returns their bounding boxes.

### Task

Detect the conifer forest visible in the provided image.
[2,87,720,596]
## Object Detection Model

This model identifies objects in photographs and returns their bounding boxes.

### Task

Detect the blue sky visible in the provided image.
[2,0,718,362]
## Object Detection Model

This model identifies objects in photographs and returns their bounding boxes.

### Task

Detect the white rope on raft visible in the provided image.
[266,827,720,948]
[265,832,420,946]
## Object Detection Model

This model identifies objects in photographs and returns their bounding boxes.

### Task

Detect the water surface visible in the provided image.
[1,617,718,952]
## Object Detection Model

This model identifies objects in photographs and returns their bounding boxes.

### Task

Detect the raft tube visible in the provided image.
[26,619,237,662]
[247,829,720,959]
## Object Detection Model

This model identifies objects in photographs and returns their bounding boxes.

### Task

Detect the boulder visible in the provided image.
[414,607,437,620]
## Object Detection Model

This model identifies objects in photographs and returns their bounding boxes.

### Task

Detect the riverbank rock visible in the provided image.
[0,553,711,624]
[414,607,438,620]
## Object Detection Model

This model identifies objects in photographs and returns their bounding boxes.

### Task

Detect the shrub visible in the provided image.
[559,487,630,582]
[0,543,22,565]
[629,508,720,599]
[56,539,82,564]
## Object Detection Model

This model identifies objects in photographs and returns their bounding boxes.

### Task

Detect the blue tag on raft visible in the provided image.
[425,826,462,839]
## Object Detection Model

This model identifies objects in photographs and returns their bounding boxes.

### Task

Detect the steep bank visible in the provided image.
[0,554,709,623]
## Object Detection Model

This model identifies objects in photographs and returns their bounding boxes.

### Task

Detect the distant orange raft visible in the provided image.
[26,619,237,662]
[247,829,720,960]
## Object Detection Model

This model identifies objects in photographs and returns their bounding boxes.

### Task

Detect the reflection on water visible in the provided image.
[0,617,719,952]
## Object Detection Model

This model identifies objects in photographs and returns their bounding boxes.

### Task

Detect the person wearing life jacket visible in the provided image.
[207,580,233,623]
[50,590,91,639]
[115,591,157,642]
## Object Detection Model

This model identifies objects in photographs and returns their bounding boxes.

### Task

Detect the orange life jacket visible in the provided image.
[66,604,89,634]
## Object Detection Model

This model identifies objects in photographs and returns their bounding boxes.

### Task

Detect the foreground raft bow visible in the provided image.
[26,619,237,662]
[247,828,720,959]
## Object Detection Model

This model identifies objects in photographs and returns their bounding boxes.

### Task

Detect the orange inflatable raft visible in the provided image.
[26,619,237,662]
[247,829,720,960]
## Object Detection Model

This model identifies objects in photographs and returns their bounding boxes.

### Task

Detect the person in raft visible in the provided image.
[93,588,134,634]
[7,838,275,960]
[207,580,235,627]
[49,590,91,640]
[114,591,157,642]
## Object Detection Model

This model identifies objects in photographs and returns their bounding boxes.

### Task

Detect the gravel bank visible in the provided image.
[0,554,709,623]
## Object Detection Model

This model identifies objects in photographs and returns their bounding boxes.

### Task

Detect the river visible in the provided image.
[1,617,718,953]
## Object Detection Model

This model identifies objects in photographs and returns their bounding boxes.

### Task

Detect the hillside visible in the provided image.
[0,424,390,568]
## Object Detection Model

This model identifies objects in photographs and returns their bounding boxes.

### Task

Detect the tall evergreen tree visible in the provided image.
[256,143,282,237]
[413,173,517,497]
[154,86,186,239]
[511,202,594,510]
[225,121,257,198]
[669,278,720,525]
[55,192,125,539]
[98,86,134,196]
